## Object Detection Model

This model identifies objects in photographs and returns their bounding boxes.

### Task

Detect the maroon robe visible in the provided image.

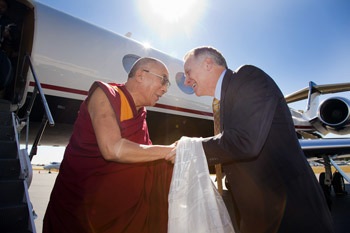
[43,81,173,233]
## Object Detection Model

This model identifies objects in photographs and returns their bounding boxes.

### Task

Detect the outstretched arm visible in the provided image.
[88,87,175,163]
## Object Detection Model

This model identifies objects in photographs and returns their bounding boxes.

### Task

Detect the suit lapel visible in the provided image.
[220,69,235,130]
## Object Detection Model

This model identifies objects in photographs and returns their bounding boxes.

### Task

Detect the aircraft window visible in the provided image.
[176,72,194,94]
[122,54,141,73]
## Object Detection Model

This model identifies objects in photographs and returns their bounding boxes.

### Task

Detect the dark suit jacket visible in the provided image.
[202,65,334,233]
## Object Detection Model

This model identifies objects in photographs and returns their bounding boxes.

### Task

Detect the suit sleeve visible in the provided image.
[202,66,282,164]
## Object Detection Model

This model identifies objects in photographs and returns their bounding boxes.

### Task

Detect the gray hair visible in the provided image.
[184,46,228,69]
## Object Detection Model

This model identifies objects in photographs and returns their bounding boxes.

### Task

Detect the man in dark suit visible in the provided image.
[181,46,334,233]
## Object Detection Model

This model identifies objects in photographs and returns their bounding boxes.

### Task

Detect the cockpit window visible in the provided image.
[122,54,141,73]
[176,72,194,94]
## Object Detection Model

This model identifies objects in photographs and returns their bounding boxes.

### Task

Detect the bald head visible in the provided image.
[128,57,168,79]
[125,57,170,109]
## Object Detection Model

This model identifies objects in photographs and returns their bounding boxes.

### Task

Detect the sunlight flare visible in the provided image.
[137,0,207,38]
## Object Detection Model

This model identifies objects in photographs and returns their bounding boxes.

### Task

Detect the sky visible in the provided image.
[32,0,350,164]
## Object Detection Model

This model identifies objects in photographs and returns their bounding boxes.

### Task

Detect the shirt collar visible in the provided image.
[214,69,226,100]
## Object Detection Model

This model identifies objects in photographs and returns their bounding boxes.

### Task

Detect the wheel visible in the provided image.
[319,172,331,192]
[332,172,347,196]
[319,172,332,210]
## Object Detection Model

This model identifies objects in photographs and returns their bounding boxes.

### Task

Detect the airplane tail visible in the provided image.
[304,81,320,119]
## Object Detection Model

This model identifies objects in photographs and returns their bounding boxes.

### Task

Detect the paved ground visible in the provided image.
[29,171,58,233]
[29,169,350,233]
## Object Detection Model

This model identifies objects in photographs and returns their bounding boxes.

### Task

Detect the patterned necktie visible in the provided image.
[212,98,223,195]
[212,98,220,134]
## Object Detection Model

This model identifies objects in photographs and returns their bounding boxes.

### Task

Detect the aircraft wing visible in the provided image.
[285,82,350,104]
[300,138,350,158]
[300,138,350,183]
[43,162,61,170]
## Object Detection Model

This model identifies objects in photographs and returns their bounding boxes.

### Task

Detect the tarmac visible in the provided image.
[29,171,57,233]
[28,168,350,233]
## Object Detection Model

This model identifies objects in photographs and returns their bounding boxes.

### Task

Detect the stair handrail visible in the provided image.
[12,112,37,233]
[20,54,55,160]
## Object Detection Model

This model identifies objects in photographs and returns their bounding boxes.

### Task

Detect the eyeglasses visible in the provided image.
[143,69,171,88]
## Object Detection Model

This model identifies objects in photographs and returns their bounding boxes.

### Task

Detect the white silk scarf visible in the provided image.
[168,136,234,233]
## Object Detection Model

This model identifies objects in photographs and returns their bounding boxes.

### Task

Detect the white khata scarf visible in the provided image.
[168,136,234,233]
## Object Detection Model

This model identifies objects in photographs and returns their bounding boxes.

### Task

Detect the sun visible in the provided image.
[148,0,197,23]
[136,0,207,38]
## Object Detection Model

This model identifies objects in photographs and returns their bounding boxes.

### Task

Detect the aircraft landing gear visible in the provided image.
[319,172,332,210]
[332,172,347,196]
[319,168,348,211]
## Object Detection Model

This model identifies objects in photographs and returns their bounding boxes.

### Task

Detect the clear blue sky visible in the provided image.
[32,0,350,164]
[36,0,350,100]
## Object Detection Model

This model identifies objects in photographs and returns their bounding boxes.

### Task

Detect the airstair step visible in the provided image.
[0,125,15,141]
[7,230,33,233]
[0,141,17,159]
[0,180,25,205]
[6,230,33,233]
[0,99,11,112]
[0,100,33,232]
[0,110,12,125]
[0,159,20,179]
[0,203,29,232]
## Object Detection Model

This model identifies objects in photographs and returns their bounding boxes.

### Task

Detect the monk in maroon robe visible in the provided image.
[43,57,174,233]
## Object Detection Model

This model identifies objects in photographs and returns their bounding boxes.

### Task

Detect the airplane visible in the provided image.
[43,161,61,173]
[2,0,350,200]
[286,81,350,137]
[285,81,350,198]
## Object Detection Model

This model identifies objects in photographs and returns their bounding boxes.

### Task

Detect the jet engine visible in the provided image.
[318,97,350,135]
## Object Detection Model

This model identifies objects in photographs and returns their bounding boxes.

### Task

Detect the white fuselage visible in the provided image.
[30,2,213,120]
